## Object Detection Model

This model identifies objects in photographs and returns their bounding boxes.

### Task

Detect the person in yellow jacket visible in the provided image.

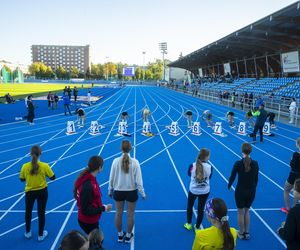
[20,145,56,241]
[192,198,237,250]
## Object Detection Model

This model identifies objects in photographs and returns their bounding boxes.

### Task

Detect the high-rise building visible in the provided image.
[31,45,91,74]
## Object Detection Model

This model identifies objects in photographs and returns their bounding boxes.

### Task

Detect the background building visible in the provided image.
[31,45,91,74]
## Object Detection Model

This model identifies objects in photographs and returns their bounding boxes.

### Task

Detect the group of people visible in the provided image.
[185,138,300,249]
[20,140,146,248]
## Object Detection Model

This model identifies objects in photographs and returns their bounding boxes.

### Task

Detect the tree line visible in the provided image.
[27,59,169,80]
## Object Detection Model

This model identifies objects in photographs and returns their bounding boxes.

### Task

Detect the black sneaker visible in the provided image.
[124,233,134,244]
[117,232,125,243]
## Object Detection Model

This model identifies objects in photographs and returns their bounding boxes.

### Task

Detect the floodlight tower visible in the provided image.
[142,51,146,81]
[159,42,167,81]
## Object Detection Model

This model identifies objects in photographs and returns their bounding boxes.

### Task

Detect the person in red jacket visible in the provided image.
[74,156,112,234]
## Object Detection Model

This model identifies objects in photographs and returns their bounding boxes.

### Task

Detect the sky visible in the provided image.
[0,0,297,66]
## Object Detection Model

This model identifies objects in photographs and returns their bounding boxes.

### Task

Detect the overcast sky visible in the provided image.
[0,0,297,66]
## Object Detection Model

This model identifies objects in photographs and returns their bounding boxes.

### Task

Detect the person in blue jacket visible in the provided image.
[63,92,72,116]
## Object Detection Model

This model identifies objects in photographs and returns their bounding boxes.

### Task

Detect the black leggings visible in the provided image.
[186,191,209,228]
[25,188,48,236]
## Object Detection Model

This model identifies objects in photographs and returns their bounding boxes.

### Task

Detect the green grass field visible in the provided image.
[0,83,94,102]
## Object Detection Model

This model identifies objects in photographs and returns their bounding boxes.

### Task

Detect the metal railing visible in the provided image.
[164,85,299,127]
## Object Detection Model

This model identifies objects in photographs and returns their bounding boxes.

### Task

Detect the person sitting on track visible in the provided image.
[185,110,193,128]
[226,111,235,128]
[201,110,214,128]
[192,198,237,250]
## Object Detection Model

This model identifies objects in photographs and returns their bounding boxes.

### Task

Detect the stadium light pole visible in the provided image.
[105,56,109,81]
[142,51,146,81]
[159,42,167,81]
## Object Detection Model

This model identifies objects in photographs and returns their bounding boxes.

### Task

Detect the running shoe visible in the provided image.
[184,223,192,230]
[38,230,48,241]
[124,233,134,243]
[118,231,125,243]
[24,231,32,239]
[280,207,289,215]
[237,231,245,240]
[244,232,250,240]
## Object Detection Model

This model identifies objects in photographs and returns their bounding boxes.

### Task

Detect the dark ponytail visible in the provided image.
[73,156,103,198]
[121,140,132,173]
[212,198,234,250]
[30,145,41,175]
[241,143,252,172]
[195,148,210,182]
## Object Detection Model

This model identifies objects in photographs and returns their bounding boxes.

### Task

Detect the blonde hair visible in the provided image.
[121,140,132,173]
[195,148,210,182]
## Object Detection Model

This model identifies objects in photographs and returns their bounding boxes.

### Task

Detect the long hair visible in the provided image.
[121,140,132,173]
[195,148,210,182]
[30,145,42,175]
[88,228,104,249]
[241,143,252,172]
[58,230,87,250]
[296,138,300,148]
[212,198,234,250]
[73,156,103,198]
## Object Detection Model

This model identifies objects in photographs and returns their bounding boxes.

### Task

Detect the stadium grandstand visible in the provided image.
[167,1,300,125]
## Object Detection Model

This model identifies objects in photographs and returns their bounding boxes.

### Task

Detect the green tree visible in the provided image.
[28,62,41,77]
[70,66,79,78]
[145,69,153,80]
[56,66,67,79]
[46,66,54,79]
[135,67,142,80]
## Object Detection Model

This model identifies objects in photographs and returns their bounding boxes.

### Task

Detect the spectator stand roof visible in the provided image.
[168,1,300,76]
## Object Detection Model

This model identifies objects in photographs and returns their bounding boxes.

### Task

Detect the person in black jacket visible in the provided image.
[278,179,300,250]
[251,103,268,143]
[73,86,79,102]
[27,95,35,125]
[281,138,300,214]
[228,143,259,240]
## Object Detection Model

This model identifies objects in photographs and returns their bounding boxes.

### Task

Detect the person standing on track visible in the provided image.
[63,92,72,116]
[281,138,300,214]
[20,145,56,241]
[228,142,259,240]
[74,156,112,235]
[27,95,35,125]
[184,148,212,231]
[250,103,268,143]
[108,140,146,244]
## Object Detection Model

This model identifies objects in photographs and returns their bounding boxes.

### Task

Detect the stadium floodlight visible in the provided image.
[142,51,146,81]
[106,56,109,80]
[159,42,168,81]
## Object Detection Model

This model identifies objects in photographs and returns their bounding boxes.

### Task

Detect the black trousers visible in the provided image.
[253,124,263,142]
[25,188,48,236]
[64,104,71,115]
[27,111,34,123]
[186,191,209,228]
[78,219,99,234]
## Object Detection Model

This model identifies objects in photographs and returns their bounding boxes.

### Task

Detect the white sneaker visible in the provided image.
[38,230,48,241]
[289,121,293,123]
[24,231,32,239]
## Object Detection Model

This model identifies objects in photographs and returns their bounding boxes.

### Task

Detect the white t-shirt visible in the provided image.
[189,162,212,195]
[108,153,145,197]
